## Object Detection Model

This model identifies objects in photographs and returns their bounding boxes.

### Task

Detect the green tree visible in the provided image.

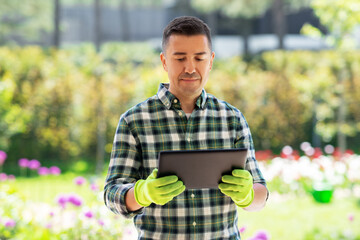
[192,0,270,56]
[0,0,52,45]
[301,0,360,154]
[192,0,312,54]
[0,57,31,150]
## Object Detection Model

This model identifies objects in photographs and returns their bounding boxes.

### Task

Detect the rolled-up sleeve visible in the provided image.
[104,116,144,218]
[234,111,267,188]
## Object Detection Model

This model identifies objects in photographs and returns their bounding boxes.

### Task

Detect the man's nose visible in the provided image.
[184,60,196,74]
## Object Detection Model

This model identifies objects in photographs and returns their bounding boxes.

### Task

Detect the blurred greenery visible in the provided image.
[1,43,360,172]
[0,0,52,45]
[2,173,360,240]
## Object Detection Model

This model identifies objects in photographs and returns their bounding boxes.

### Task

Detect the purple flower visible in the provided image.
[68,194,83,207]
[98,219,105,226]
[4,219,16,228]
[74,176,86,186]
[239,225,247,234]
[56,194,68,208]
[49,166,61,175]
[348,214,354,222]
[28,159,41,170]
[38,167,49,176]
[7,174,15,180]
[18,158,29,168]
[0,150,7,165]
[249,230,271,240]
[84,210,93,218]
[0,173,7,181]
[56,194,83,208]
[90,183,99,192]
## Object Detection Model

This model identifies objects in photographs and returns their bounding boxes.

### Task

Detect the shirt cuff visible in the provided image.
[118,183,145,218]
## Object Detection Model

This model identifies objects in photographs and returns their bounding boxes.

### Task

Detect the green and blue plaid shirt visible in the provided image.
[104,83,267,240]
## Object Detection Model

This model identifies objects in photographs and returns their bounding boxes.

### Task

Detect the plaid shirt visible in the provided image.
[104,83,267,240]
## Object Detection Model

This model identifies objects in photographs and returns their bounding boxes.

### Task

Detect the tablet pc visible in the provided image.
[157,148,248,189]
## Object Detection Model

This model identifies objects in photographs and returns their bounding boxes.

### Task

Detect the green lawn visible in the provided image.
[238,193,360,239]
[5,173,98,204]
[3,174,360,240]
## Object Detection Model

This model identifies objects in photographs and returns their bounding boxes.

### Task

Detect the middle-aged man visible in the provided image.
[104,16,269,239]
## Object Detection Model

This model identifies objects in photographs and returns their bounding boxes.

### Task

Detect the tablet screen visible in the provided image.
[157,148,248,189]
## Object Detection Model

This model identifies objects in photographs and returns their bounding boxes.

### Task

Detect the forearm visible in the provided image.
[243,183,268,211]
[125,186,143,212]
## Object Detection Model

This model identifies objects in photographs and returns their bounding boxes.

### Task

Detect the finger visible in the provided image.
[156,197,174,205]
[232,169,252,179]
[219,183,243,192]
[157,181,185,195]
[164,185,186,198]
[221,175,245,185]
[219,189,238,199]
[153,175,179,187]
[147,168,159,180]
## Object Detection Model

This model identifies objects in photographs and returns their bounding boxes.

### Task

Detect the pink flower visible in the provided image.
[74,176,86,186]
[18,158,29,168]
[38,167,49,176]
[7,174,15,180]
[84,210,94,218]
[56,195,68,208]
[249,230,271,240]
[68,194,83,207]
[348,214,354,222]
[49,166,61,175]
[0,173,7,181]
[4,219,16,228]
[90,183,99,192]
[0,150,7,165]
[56,193,83,208]
[28,159,41,170]
[98,219,105,226]
[239,225,247,234]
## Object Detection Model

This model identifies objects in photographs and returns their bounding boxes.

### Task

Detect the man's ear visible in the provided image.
[209,51,215,70]
[160,52,168,72]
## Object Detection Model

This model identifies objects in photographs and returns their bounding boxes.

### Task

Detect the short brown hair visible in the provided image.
[162,16,212,52]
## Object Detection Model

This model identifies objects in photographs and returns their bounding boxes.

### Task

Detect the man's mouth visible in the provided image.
[180,78,199,81]
[179,73,201,81]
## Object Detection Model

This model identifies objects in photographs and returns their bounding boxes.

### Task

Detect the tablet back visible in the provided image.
[157,148,248,189]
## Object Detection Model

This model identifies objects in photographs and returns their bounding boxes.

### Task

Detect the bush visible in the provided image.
[1,45,360,170]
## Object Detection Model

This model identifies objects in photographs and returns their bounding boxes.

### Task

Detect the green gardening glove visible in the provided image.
[134,168,186,207]
[218,169,254,208]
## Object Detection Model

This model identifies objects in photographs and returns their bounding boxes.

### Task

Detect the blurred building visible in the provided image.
[4,1,357,56]
[57,3,331,56]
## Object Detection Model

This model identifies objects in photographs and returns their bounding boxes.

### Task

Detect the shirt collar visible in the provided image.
[157,83,208,110]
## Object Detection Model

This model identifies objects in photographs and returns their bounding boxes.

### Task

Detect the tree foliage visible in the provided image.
[1,45,360,168]
[302,0,360,49]
[0,0,52,45]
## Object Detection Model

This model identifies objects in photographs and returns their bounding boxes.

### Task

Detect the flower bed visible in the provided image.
[1,144,360,239]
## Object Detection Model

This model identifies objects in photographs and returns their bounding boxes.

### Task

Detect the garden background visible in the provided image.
[1,0,360,239]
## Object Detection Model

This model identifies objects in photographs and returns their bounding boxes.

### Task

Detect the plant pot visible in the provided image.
[311,182,334,203]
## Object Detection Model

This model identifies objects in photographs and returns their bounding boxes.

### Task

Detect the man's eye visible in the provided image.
[176,58,185,62]
[196,58,204,61]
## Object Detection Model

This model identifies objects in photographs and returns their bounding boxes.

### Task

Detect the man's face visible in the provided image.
[160,34,215,100]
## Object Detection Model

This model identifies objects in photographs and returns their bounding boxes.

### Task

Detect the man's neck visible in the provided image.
[177,96,197,114]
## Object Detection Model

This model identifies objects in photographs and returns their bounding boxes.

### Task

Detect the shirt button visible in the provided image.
[187,137,191,142]
[191,194,195,198]
[193,221,197,227]
[173,99,178,103]
[179,112,183,116]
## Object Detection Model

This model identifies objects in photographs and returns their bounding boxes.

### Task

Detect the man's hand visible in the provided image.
[218,169,254,207]
[134,168,186,207]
